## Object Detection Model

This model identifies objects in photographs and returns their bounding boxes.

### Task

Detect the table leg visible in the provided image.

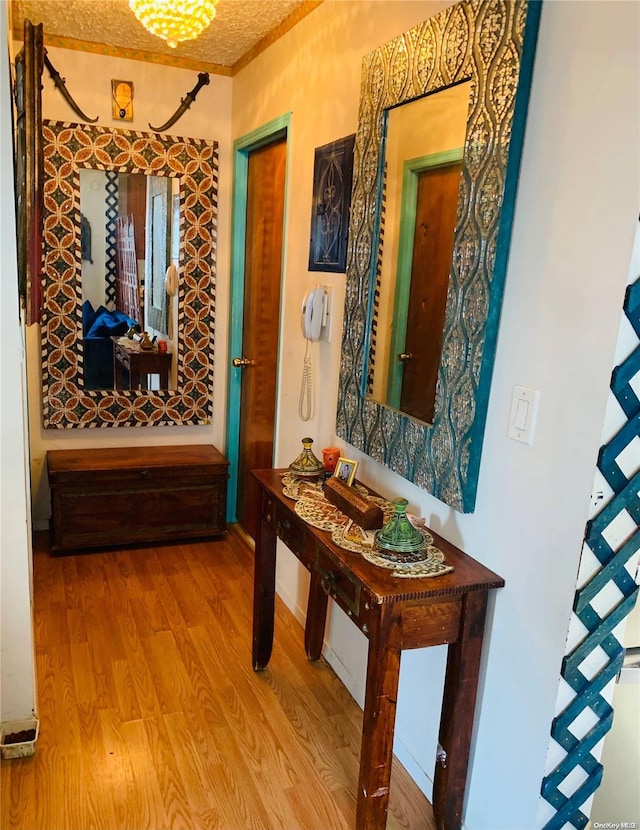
[304,569,328,661]
[113,351,122,389]
[252,505,277,671]
[356,603,402,830]
[432,590,488,830]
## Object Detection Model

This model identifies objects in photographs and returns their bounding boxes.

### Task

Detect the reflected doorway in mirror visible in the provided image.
[367,83,470,425]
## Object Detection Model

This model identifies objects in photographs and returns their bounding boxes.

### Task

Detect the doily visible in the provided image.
[294,495,352,533]
[331,526,451,579]
[281,472,325,501]
[289,479,453,579]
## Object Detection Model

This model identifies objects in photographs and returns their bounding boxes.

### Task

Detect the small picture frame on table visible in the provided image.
[308,134,355,272]
[333,457,358,487]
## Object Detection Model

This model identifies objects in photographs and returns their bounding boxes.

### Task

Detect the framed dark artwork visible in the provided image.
[14,20,44,325]
[308,134,355,273]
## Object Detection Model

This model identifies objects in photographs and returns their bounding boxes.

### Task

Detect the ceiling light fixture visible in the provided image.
[129,0,219,49]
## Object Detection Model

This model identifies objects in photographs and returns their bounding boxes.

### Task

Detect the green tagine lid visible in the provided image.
[289,437,325,478]
[374,497,426,554]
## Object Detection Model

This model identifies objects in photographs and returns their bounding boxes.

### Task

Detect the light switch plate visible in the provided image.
[507,385,540,445]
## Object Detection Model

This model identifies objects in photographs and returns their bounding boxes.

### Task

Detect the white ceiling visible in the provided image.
[11,0,315,72]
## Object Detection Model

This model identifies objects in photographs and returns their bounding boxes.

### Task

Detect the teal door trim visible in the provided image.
[225,112,291,522]
[386,147,465,408]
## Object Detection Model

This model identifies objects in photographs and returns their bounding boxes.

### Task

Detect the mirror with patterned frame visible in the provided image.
[336,0,541,512]
[40,120,218,428]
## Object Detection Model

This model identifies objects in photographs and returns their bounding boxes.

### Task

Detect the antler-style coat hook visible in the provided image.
[149,72,210,132]
[43,51,98,123]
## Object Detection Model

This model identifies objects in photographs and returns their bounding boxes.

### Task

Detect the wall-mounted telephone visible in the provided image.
[165,264,178,297]
[301,285,325,342]
[299,285,327,421]
[164,264,178,340]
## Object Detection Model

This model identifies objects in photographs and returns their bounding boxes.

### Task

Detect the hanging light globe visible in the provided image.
[129,0,219,49]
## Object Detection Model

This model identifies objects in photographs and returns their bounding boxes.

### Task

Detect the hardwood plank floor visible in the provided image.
[1,528,436,830]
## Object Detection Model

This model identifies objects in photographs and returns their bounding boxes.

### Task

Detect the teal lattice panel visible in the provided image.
[540,275,640,828]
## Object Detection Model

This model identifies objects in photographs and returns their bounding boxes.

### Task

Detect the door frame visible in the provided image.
[226,113,291,522]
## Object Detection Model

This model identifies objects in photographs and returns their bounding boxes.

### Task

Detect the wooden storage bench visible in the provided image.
[47,445,229,553]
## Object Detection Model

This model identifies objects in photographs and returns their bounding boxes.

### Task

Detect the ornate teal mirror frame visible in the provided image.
[336,0,542,512]
[40,121,217,428]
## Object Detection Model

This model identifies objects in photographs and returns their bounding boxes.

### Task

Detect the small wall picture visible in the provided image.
[308,134,355,272]
[111,79,134,121]
[333,457,358,486]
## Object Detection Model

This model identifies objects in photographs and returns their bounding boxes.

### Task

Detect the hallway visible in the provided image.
[1,529,434,830]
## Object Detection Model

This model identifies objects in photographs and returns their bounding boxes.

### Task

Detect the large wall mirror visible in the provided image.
[41,121,218,427]
[337,0,541,512]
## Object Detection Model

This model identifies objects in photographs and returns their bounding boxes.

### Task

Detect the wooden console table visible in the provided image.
[111,337,172,390]
[251,469,504,830]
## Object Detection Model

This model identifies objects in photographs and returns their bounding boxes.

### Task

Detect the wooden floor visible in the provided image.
[1,528,435,830]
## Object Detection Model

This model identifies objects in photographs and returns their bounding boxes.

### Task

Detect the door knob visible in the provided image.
[232,357,255,367]
[399,352,414,362]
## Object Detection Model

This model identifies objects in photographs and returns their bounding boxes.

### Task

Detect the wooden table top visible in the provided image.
[254,469,504,605]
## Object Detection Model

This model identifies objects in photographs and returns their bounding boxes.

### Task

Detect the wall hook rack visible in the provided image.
[149,72,210,132]
[44,51,98,123]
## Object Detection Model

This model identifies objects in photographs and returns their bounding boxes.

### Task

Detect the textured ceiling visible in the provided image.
[11,0,317,73]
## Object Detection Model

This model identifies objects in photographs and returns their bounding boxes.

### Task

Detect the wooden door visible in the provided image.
[236,138,286,539]
[400,161,462,424]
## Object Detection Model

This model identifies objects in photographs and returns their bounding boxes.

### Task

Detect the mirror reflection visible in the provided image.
[80,169,179,391]
[368,81,471,424]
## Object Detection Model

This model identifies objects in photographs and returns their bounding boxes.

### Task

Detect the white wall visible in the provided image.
[25,46,233,526]
[0,8,37,724]
[233,2,640,828]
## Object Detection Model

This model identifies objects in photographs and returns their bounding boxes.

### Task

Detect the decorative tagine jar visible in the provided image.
[288,437,325,478]
[374,497,426,555]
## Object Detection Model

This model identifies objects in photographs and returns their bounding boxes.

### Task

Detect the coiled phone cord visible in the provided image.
[299,339,312,422]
